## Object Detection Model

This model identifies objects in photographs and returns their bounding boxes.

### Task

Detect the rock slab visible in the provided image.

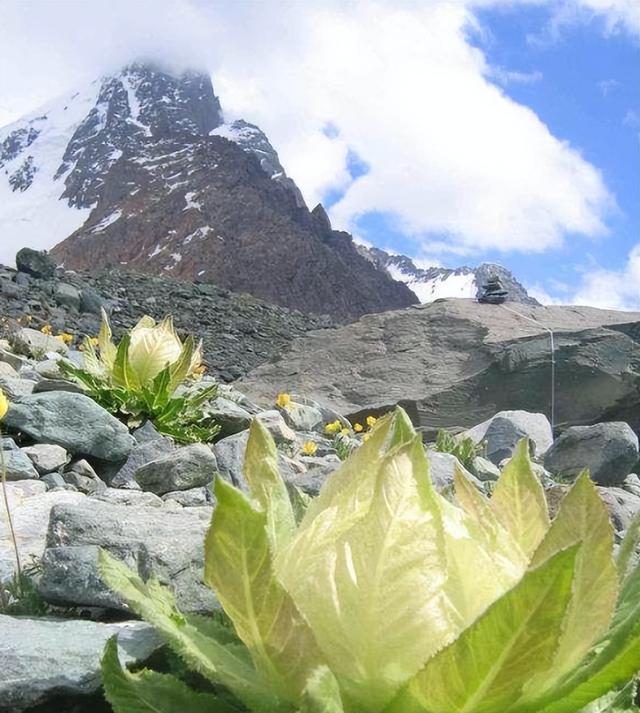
[0,615,159,712]
[544,422,639,486]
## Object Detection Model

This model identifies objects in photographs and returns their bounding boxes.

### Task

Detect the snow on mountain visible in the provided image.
[0,83,101,264]
[0,62,224,266]
[359,245,537,305]
[210,120,305,207]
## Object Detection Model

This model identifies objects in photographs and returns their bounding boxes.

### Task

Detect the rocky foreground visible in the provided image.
[0,250,639,711]
[1,328,640,710]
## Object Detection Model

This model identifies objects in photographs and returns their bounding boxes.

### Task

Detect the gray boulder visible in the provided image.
[134,443,217,495]
[464,410,553,464]
[162,487,210,507]
[63,459,107,495]
[238,300,640,434]
[0,616,159,712]
[39,500,215,612]
[54,282,81,311]
[544,422,639,486]
[0,376,36,399]
[11,327,68,357]
[15,247,56,278]
[91,488,165,508]
[427,450,482,492]
[213,430,298,492]
[21,444,70,474]
[206,396,252,438]
[105,436,175,488]
[3,392,134,462]
[1,450,40,480]
[280,401,324,433]
[0,483,85,581]
[597,487,640,533]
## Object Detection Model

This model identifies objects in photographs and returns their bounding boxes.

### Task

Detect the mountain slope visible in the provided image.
[1,62,417,321]
[358,245,538,305]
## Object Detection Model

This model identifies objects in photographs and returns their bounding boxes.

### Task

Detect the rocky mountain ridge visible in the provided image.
[358,245,537,304]
[0,62,417,321]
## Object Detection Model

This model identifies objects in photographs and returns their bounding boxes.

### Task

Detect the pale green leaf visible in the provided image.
[98,307,117,369]
[98,550,285,713]
[527,472,618,688]
[128,317,183,386]
[577,681,638,713]
[205,478,322,702]
[101,636,236,713]
[167,335,197,393]
[112,334,139,391]
[276,436,460,711]
[617,512,640,584]
[243,419,296,552]
[301,408,415,527]
[299,667,345,713]
[388,547,578,713]
[489,439,550,558]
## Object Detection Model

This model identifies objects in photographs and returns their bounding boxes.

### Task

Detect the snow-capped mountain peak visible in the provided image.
[358,246,537,305]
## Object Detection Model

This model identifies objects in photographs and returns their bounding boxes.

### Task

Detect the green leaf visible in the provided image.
[300,408,416,532]
[531,616,640,713]
[617,512,640,584]
[388,546,579,713]
[205,478,322,702]
[168,335,197,393]
[101,637,237,713]
[299,667,345,713]
[276,435,458,711]
[489,439,550,558]
[98,550,286,713]
[528,472,618,686]
[112,333,140,391]
[243,419,296,552]
[577,680,638,713]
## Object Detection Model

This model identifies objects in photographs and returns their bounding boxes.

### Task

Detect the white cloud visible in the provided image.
[0,0,629,261]
[570,244,640,310]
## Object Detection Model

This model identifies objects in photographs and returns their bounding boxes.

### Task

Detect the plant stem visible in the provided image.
[0,433,22,587]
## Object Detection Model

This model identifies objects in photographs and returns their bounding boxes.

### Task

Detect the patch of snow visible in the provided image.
[0,81,102,264]
[121,73,152,137]
[197,270,206,276]
[183,191,201,211]
[387,265,477,303]
[182,226,212,245]
[89,209,122,233]
[148,244,165,258]
[164,252,182,271]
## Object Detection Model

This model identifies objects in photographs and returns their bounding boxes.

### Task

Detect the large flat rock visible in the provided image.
[0,615,159,712]
[39,499,216,613]
[238,299,640,434]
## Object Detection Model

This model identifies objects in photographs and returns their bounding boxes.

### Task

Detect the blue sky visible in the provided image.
[322,3,639,306]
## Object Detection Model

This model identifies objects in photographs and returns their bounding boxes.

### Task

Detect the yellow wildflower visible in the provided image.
[0,388,8,420]
[40,324,53,336]
[366,415,378,428]
[275,393,291,409]
[353,423,363,433]
[324,420,342,435]
[57,333,74,345]
[88,337,99,347]
[340,428,351,437]
[301,441,318,456]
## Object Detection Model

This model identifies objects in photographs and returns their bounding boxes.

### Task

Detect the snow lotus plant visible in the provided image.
[61,310,219,443]
[99,408,640,713]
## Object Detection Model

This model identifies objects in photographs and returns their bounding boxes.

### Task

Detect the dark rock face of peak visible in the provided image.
[6,61,415,321]
[52,132,417,321]
[56,64,224,209]
[211,119,306,208]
